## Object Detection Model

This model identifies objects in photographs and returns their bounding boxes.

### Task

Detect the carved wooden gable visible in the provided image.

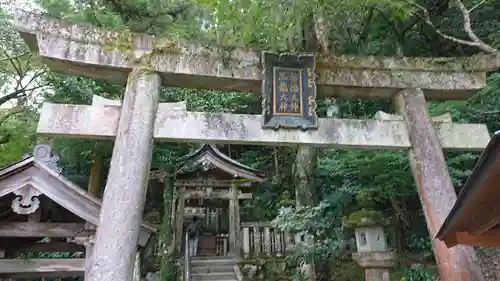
[0,145,157,246]
[176,144,266,182]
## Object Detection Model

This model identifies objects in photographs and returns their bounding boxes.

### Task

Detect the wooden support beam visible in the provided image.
[87,152,104,198]
[174,179,252,188]
[185,200,228,208]
[13,242,84,256]
[228,183,241,257]
[0,258,84,275]
[0,223,85,237]
[443,230,500,248]
[37,103,490,151]
[3,272,83,279]
[393,88,484,281]
[84,151,102,279]
[241,222,273,228]
[86,69,160,281]
[185,190,252,200]
[175,187,186,253]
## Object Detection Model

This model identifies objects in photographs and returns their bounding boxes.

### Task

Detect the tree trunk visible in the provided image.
[314,10,329,53]
[160,166,175,281]
[289,7,328,280]
[293,146,317,281]
[293,147,317,207]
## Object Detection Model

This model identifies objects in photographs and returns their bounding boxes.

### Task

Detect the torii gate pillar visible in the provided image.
[394,88,484,281]
[86,69,160,281]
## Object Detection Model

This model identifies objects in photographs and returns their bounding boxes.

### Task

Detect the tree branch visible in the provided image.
[0,106,23,125]
[0,52,29,64]
[0,82,47,107]
[0,49,47,107]
[469,0,487,13]
[470,108,500,115]
[399,0,450,36]
[406,0,497,53]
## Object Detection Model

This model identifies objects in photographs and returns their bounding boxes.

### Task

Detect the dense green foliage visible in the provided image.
[1,0,500,280]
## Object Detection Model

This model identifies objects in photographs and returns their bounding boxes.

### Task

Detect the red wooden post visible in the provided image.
[393,88,484,281]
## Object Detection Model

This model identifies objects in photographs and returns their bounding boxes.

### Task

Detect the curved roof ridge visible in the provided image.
[177,144,266,181]
[207,144,264,174]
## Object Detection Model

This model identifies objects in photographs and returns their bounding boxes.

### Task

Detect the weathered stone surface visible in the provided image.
[86,69,160,281]
[365,268,390,281]
[37,102,490,151]
[393,88,485,281]
[14,9,500,100]
[92,95,186,110]
[476,247,500,281]
[374,111,453,123]
[144,272,160,281]
[352,251,397,268]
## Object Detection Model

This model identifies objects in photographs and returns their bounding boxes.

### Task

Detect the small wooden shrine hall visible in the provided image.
[0,144,157,279]
[437,131,500,247]
[162,144,266,257]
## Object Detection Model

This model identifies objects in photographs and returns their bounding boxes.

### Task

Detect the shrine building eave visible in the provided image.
[437,131,500,248]
[14,9,500,100]
[177,144,266,183]
[0,155,157,246]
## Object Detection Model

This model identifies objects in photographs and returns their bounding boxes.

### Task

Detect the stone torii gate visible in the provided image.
[14,9,499,281]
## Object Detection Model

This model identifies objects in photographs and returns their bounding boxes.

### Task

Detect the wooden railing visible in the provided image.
[184,233,191,281]
[215,234,229,256]
[153,221,302,259]
[241,222,303,258]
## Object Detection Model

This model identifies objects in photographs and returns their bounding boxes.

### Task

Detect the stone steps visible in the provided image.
[191,272,236,281]
[188,256,237,281]
[191,257,237,264]
[192,265,234,274]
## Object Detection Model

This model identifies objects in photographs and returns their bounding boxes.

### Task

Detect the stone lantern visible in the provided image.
[343,209,396,281]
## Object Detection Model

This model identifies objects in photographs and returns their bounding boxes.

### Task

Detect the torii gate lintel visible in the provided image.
[14,9,499,100]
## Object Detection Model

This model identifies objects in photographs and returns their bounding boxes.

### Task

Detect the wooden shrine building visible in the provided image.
[0,144,157,279]
[167,144,266,257]
[437,131,500,247]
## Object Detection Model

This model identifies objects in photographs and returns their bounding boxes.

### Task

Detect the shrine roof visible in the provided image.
[437,131,500,247]
[13,9,500,100]
[0,145,157,246]
[177,144,266,182]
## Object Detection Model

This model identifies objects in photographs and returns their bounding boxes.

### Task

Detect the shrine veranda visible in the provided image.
[12,8,500,281]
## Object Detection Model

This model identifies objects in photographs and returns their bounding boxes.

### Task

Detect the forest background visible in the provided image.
[1,0,500,280]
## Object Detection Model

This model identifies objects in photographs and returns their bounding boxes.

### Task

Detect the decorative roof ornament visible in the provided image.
[200,159,214,171]
[33,144,63,174]
[11,185,42,215]
[11,144,63,215]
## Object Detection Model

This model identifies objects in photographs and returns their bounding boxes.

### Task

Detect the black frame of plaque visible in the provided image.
[261,52,318,131]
